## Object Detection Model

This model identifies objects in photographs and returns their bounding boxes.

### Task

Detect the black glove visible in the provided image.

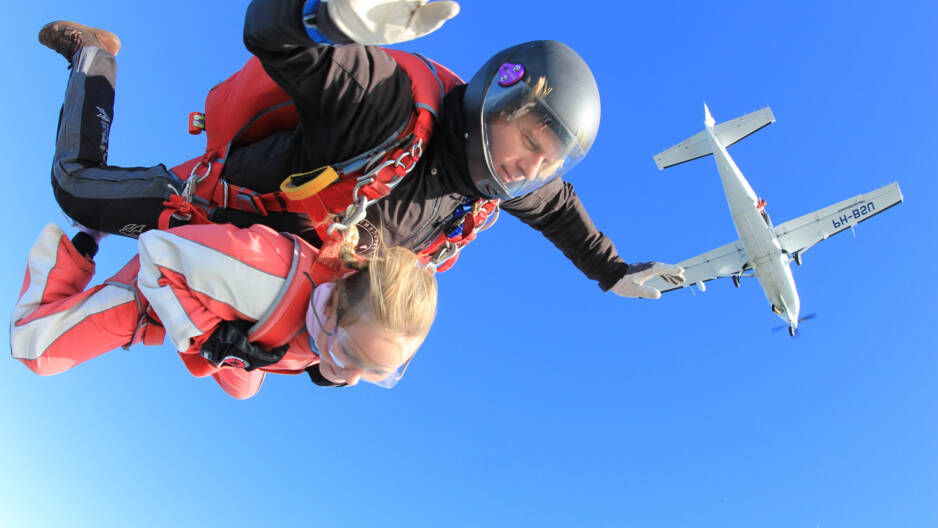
[305,365,348,387]
[200,321,288,371]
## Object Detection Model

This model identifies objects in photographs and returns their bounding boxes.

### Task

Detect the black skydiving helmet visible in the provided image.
[462,40,601,200]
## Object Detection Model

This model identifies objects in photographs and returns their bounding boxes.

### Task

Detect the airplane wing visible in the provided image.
[645,240,749,293]
[774,182,903,257]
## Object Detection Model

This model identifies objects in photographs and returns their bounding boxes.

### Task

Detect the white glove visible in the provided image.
[611,262,685,300]
[328,0,460,45]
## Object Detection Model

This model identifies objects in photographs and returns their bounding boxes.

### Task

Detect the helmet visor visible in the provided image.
[480,77,588,198]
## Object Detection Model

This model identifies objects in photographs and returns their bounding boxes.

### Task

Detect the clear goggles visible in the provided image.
[308,328,411,389]
[308,296,412,389]
[480,73,588,198]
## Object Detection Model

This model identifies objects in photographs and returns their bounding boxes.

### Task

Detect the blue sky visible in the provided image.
[2,1,936,527]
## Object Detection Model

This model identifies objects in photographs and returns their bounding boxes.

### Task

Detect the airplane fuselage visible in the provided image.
[704,124,801,331]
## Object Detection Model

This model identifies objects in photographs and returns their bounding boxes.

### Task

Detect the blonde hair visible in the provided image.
[504,76,552,123]
[335,245,437,340]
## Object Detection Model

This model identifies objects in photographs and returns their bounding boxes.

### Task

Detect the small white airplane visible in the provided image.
[646,105,903,336]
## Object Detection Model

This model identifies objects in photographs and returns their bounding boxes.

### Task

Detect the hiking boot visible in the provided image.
[38,20,121,63]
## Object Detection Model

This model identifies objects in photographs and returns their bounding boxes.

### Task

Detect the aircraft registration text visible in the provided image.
[832,201,875,229]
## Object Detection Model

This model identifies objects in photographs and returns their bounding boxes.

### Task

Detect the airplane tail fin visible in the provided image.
[654,106,775,170]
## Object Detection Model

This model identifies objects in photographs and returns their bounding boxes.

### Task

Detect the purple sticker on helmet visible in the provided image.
[497,62,525,87]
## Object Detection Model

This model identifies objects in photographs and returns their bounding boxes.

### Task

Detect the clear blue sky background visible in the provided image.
[1,1,936,527]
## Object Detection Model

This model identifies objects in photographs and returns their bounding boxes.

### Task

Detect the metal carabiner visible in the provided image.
[393,148,412,170]
[327,195,370,237]
[427,241,459,271]
[184,160,213,203]
[476,203,501,234]
[343,195,371,227]
[410,138,424,161]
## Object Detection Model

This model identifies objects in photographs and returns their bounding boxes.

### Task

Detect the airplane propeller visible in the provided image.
[799,313,818,323]
[772,313,818,336]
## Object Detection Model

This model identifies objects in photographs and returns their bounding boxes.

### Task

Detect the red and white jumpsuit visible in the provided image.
[10,223,322,399]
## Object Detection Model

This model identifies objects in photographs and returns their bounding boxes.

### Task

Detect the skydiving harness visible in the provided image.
[422,196,500,271]
[165,49,499,272]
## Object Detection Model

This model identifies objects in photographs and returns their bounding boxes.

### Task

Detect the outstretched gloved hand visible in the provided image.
[611,262,685,300]
[328,0,460,45]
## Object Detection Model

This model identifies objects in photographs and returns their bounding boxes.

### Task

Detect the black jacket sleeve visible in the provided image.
[243,0,413,165]
[501,178,629,291]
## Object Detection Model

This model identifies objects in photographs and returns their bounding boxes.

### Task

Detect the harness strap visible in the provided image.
[204,107,435,226]
[163,150,226,228]
[210,180,296,216]
[103,276,166,347]
[244,232,357,349]
[170,49,452,227]
[308,229,360,285]
[159,194,213,230]
[246,235,315,348]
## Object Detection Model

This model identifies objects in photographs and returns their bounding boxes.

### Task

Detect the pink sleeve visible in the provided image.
[136,224,295,353]
[11,224,142,375]
[135,224,299,399]
[211,368,267,400]
[176,342,267,400]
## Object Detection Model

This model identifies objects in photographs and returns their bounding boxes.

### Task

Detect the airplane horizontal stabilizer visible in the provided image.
[653,129,711,170]
[654,106,775,170]
[712,107,775,150]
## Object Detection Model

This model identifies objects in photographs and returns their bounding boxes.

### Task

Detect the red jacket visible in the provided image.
[11,223,324,399]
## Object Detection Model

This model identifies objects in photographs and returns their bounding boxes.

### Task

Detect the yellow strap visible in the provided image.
[280,166,340,200]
